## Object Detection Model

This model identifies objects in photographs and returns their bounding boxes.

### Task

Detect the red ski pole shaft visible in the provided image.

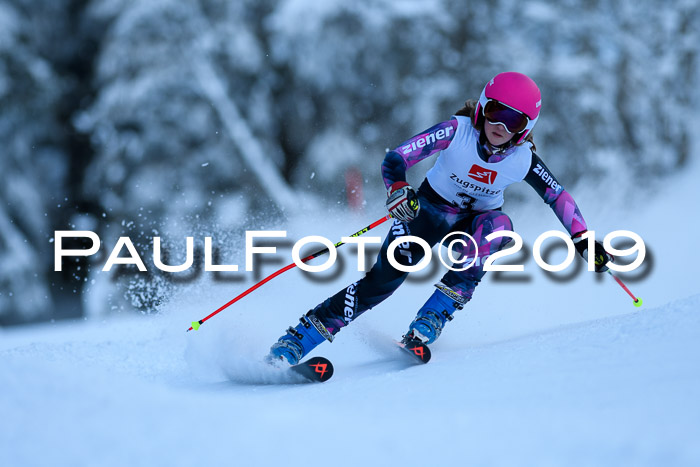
[187,214,392,331]
[607,270,642,307]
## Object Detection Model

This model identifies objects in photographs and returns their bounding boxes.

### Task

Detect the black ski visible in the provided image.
[289,356,334,383]
[396,338,431,364]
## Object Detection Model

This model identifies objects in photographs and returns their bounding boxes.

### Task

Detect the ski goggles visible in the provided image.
[483,100,529,134]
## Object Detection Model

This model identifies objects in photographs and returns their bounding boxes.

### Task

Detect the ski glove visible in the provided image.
[572,231,614,273]
[386,181,420,223]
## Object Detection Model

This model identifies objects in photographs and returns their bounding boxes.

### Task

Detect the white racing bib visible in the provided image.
[425,116,532,210]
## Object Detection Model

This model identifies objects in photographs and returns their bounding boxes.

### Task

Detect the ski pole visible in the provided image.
[607,270,642,307]
[187,214,392,331]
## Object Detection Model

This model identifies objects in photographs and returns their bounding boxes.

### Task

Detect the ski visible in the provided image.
[396,338,431,364]
[289,356,334,383]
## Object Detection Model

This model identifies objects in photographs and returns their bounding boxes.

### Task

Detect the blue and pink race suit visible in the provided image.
[310,116,588,334]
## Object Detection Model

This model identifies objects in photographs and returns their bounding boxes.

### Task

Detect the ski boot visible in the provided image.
[267,312,334,365]
[404,283,468,344]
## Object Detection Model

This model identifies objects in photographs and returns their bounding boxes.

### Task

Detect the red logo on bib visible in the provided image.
[468,165,498,184]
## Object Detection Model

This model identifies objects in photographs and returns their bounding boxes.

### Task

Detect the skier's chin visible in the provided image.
[486,132,510,146]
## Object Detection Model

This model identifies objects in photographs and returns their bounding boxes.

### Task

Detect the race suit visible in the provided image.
[311,116,587,334]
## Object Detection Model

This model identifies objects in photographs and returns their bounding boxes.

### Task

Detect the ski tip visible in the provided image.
[291,356,334,383]
[397,339,431,363]
[633,297,643,308]
[408,342,431,363]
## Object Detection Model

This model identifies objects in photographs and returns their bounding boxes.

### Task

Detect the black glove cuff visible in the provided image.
[571,231,588,257]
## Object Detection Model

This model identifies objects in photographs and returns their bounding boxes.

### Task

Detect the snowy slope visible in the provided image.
[1,163,699,466]
[1,295,699,467]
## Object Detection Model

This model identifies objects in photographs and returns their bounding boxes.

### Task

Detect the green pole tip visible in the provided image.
[191,321,201,330]
[633,298,643,308]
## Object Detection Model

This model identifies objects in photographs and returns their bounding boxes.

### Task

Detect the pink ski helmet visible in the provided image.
[473,72,542,145]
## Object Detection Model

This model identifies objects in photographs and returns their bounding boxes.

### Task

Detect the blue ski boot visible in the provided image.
[405,283,468,344]
[267,313,334,365]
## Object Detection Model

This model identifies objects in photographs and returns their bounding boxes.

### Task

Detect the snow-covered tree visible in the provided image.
[0,0,73,323]
[1,0,698,322]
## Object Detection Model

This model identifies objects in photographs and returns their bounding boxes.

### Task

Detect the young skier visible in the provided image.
[267,71,613,365]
